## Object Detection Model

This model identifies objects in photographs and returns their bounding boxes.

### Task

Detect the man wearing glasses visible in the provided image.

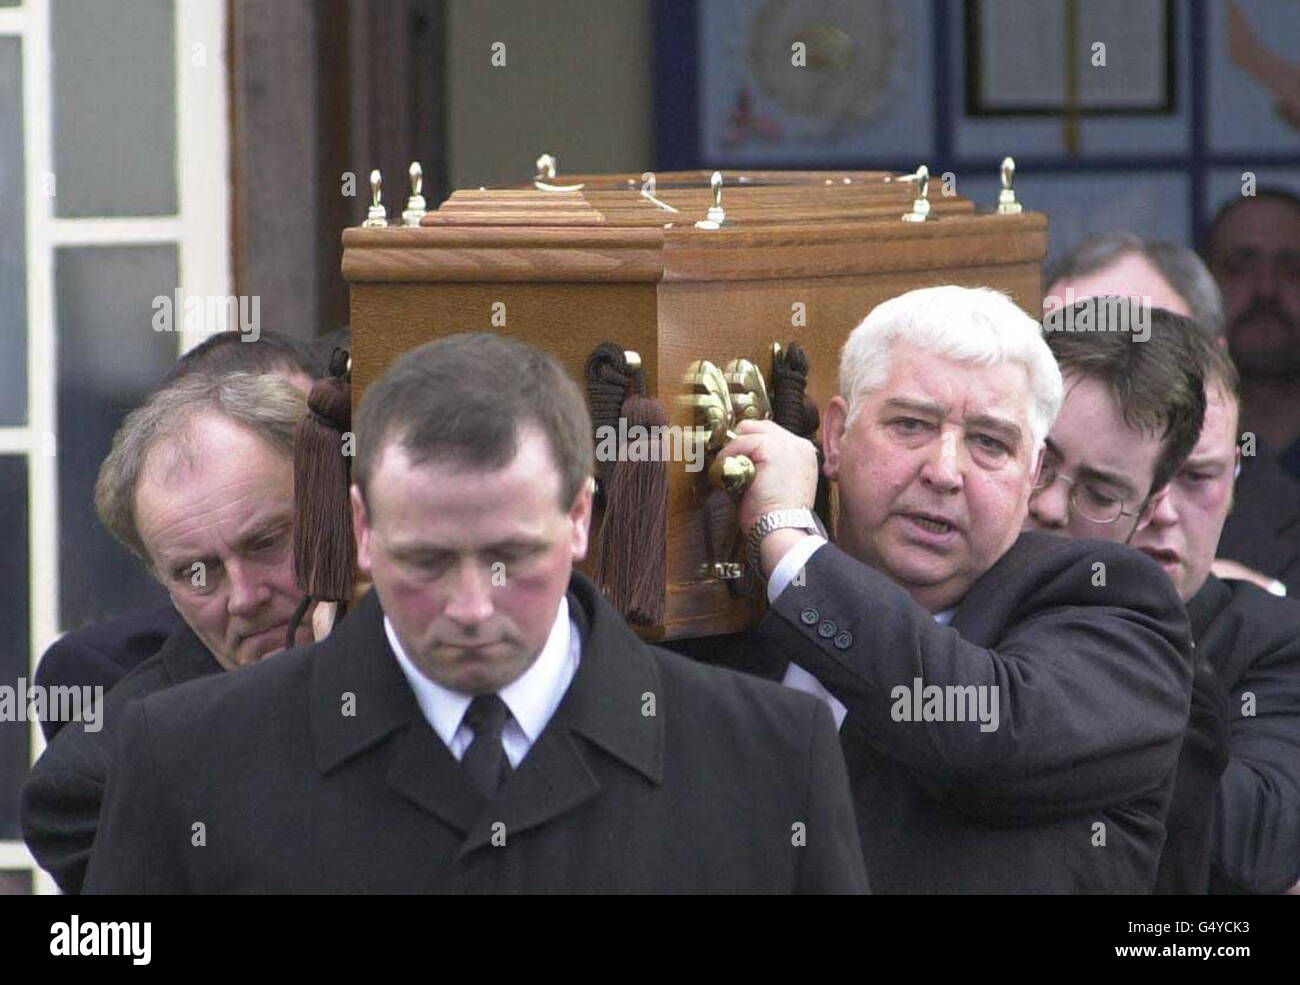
[1027,298,1224,892]
[1027,301,1207,542]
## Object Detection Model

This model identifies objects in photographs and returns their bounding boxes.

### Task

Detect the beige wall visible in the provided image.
[447,0,653,189]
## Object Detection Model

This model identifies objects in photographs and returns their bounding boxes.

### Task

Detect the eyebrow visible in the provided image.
[1181,456,1229,472]
[882,397,944,417]
[234,514,291,549]
[883,399,1023,446]
[391,536,549,557]
[1043,439,1138,496]
[161,513,291,577]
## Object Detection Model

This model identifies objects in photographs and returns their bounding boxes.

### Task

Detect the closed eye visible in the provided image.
[1082,486,1120,507]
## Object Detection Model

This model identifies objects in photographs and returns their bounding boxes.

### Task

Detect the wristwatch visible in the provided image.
[746,508,827,575]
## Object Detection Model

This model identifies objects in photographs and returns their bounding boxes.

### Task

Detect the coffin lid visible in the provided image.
[342,169,1047,284]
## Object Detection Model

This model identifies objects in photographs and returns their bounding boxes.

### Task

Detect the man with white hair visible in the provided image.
[723,285,1194,893]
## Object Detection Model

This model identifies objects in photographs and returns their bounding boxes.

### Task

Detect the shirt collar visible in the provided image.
[384,597,575,746]
[933,607,956,625]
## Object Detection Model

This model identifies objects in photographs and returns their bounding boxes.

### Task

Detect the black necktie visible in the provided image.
[461,694,511,799]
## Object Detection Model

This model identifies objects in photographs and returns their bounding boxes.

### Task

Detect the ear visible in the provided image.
[569,476,595,563]
[350,484,373,575]
[823,396,850,481]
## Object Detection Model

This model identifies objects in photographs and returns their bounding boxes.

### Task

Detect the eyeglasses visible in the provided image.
[1032,461,1145,525]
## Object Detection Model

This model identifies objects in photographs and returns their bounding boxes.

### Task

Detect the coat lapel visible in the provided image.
[460,574,665,855]
[309,589,482,836]
[311,576,664,852]
[386,721,483,837]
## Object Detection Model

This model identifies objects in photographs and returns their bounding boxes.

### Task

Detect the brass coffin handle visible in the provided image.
[682,356,773,497]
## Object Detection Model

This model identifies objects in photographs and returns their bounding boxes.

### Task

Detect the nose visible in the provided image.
[444,561,495,627]
[227,560,272,618]
[919,428,963,493]
[1144,486,1178,528]
[1027,476,1069,530]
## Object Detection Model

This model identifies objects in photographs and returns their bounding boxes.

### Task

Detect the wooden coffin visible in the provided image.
[342,168,1048,640]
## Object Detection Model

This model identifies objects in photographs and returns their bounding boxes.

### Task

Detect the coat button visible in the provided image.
[800,607,819,625]
[817,620,837,638]
[834,631,853,650]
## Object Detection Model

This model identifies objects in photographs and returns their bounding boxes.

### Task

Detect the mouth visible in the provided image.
[241,623,289,651]
[1139,547,1180,567]
[897,511,962,545]
[899,511,961,535]
[444,641,505,655]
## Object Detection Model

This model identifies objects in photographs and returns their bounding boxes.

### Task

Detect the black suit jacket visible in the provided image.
[1187,576,1300,894]
[1152,654,1231,894]
[83,574,868,894]
[21,621,220,894]
[34,606,181,739]
[756,531,1193,894]
[1218,450,1300,590]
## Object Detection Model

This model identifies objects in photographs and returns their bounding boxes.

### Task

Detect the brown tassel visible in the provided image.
[584,342,632,505]
[292,348,355,602]
[772,342,831,529]
[586,343,668,626]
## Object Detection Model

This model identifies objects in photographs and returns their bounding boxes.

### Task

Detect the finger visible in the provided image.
[736,418,799,437]
[717,432,768,462]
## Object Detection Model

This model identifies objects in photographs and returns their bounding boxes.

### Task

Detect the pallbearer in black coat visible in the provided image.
[22,372,316,893]
[32,605,180,738]
[31,329,322,735]
[1124,335,1300,894]
[22,622,218,893]
[724,288,1195,893]
[1031,302,1220,894]
[1187,577,1300,893]
[1045,239,1300,892]
[85,334,867,894]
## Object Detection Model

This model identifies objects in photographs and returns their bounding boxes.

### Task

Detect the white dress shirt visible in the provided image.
[384,597,581,768]
[770,536,954,729]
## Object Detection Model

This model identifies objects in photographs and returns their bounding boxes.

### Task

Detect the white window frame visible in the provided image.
[0,0,231,894]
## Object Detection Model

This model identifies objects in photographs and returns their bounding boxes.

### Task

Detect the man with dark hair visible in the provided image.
[34,329,324,715]
[1027,301,1221,893]
[1027,300,1207,541]
[1047,231,1300,593]
[84,333,867,894]
[1031,299,1300,893]
[1129,329,1300,894]
[1207,189,1300,484]
[156,327,322,390]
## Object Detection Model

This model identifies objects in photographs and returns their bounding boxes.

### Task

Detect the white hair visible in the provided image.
[840,285,1063,450]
